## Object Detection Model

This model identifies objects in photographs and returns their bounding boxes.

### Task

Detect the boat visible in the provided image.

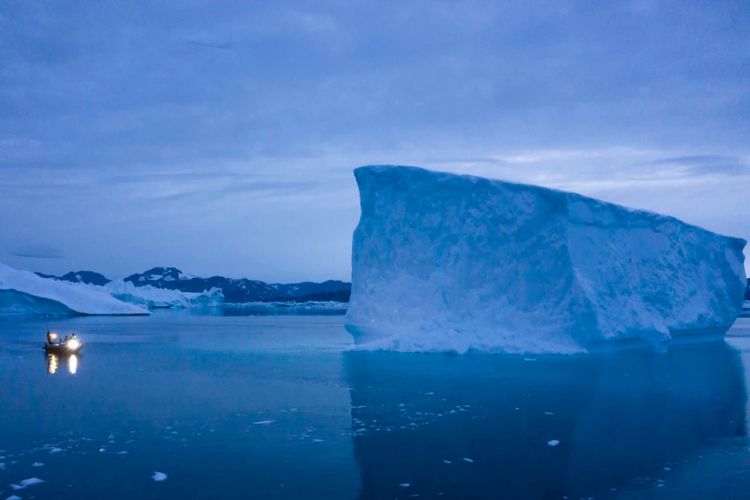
[44,331,84,354]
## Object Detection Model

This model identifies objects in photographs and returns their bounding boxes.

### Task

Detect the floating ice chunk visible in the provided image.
[31,462,43,467]
[312,439,324,443]
[345,166,746,353]
[6,496,22,500]
[0,462,4,470]
[547,440,560,447]
[152,471,167,482]
[10,477,44,490]
[399,483,411,488]
[442,460,452,464]
[462,458,474,463]
[252,420,274,425]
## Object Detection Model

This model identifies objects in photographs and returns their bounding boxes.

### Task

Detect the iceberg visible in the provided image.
[345,166,747,353]
[0,263,148,316]
[103,280,223,309]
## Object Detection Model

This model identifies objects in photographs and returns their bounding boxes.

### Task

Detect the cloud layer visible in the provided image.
[1,1,747,279]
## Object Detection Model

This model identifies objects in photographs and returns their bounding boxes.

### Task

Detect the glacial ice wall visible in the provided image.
[104,280,224,309]
[345,166,747,353]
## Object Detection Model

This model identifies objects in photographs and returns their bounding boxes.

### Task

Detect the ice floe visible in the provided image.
[152,471,168,482]
[10,477,44,490]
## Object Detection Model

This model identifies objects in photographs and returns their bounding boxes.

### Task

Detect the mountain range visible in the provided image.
[36,267,351,303]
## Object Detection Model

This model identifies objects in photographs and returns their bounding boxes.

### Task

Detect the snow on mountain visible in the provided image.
[345,166,747,354]
[0,263,148,316]
[130,266,193,283]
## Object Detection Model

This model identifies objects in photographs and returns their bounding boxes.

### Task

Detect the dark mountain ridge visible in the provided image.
[123,267,350,303]
[35,270,111,286]
[124,266,351,303]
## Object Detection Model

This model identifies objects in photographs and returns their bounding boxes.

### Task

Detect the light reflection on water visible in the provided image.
[0,313,747,499]
[46,353,80,375]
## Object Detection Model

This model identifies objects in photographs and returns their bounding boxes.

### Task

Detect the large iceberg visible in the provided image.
[345,166,747,353]
[0,263,148,316]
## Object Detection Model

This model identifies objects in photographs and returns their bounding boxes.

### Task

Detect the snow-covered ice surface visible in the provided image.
[0,263,148,316]
[346,166,747,353]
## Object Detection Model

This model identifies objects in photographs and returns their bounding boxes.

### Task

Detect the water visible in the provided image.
[1,312,750,499]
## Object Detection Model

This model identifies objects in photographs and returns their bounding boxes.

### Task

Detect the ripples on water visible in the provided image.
[0,312,749,499]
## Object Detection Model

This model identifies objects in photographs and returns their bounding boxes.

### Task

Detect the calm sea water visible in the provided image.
[1,312,750,499]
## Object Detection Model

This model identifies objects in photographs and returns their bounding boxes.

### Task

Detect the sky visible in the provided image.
[0,0,748,282]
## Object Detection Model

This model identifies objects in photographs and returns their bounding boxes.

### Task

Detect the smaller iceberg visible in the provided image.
[103,280,223,309]
[0,263,148,316]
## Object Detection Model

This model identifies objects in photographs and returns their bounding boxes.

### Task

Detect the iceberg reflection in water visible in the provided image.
[345,341,749,499]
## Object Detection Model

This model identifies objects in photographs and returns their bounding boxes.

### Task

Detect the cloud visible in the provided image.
[184,39,233,50]
[9,243,65,259]
[0,0,747,279]
[644,155,750,177]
